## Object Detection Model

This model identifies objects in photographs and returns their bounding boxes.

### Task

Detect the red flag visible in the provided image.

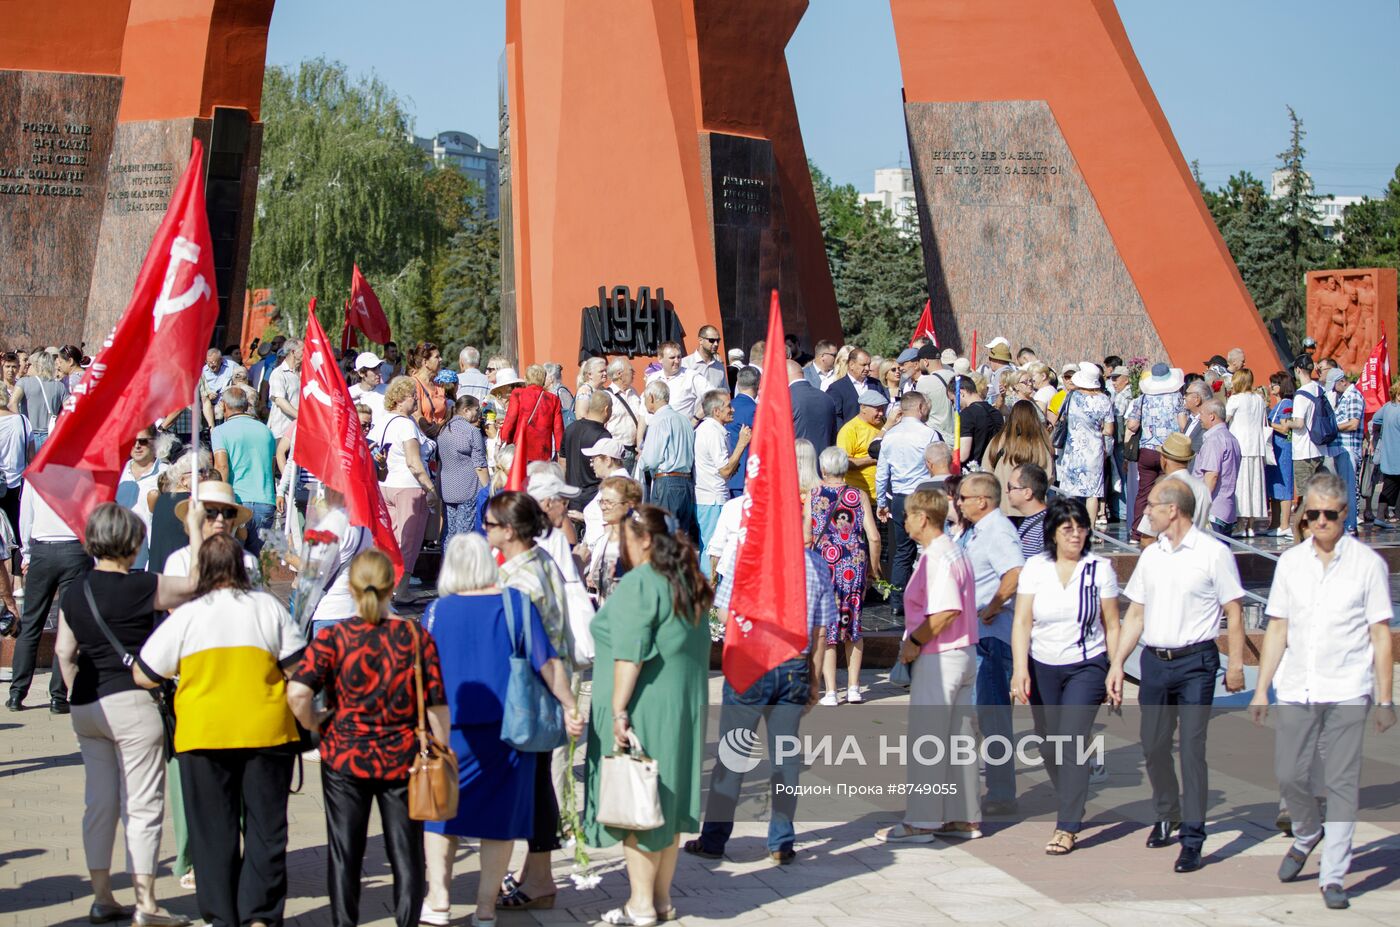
[1359,334,1391,423]
[911,299,937,347]
[723,290,809,692]
[25,141,219,537]
[294,299,406,581]
[505,435,529,491]
[340,300,361,356]
[349,264,391,344]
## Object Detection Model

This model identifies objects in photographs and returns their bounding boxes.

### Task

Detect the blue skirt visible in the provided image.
[425,722,535,840]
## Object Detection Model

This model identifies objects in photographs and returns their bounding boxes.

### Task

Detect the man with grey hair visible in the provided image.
[266,339,303,440]
[1252,471,1393,909]
[640,380,698,540]
[1182,379,1214,454]
[694,390,751,558]
[605,357,644,467]
[213,387,277,554]
[684,324,728,393]
[457,345,490,402]
[876,391,941,612]
[1190,398,1241,535]
[916,441,953,493]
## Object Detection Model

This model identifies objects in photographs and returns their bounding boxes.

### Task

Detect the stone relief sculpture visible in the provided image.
[1308,270,1384,372]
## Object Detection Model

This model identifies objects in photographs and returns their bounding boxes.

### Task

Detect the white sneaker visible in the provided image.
[420,902,452,927]
[846,687,863,704]
[819,691,839,707]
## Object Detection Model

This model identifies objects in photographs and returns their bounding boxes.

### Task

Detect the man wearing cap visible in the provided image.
[1191,399,1242,536]
[640,380,699,541]
[827,348,888,428]
[1136,433,1211,545]
[983,341,1014,408]
[915,344,955,437]
[1202,354,1230,393]
[578,438,630,554]
[789,360,838,453]
[266,340,303,440]
[803,340,840,392]
[726,348,746,393]
[837,390,887,499]
[457,345,491,402]
[348,351,388,429]
[894,347,921,397]
[684,325,729,394]
[561,390,613,509]
[526,471,584,568]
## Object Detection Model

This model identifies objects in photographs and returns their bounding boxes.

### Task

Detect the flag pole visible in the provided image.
[190,379,201,517]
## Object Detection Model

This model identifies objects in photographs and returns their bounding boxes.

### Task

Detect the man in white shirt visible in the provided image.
[604,358,645,467]
[647,340,706,420]
[683,325,728,394]
[7,484,84,712]
[802,339,839,391]
[456,345,491,403]
[347,351,388,430]
[693,390,751,562]
[1252,472,1394,910]
[266,340,303,440]
[160,482,263,585]
[876,392,941,606]
[1285,354,1330,489]
[1108,478,1246,874]
[115,426,165,568]
[579,438,630,553]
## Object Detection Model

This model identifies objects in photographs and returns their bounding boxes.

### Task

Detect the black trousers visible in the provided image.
[1138,646,1218,851]
[179,748,294,927]
[9,539,87,705]
[1029,654,1108,833]
[527,748,561,853]
[321,767,424,927]
[888,494,919,606]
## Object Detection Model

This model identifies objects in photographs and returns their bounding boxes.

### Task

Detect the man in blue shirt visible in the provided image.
[954,472,1026,814]
[725,366,758,497]
[685,545,836,864]
[211,388,277,555]
[876,393,943,613]
[640,379,698,542]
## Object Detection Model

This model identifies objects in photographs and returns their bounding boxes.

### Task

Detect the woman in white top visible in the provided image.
[1010,498,1120,857]
[373,376,439,604]
[8,350,67,451]
[0,381,32,563]
[1224,369,1269,536]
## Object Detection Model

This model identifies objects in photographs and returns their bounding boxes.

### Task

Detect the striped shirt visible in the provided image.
[1332,385,1365,462]
[1016,509,1046,559]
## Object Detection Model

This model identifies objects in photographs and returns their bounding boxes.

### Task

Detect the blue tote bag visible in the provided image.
[500,588,568,752]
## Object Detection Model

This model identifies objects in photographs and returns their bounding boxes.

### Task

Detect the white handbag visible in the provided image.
[596,736,664,831]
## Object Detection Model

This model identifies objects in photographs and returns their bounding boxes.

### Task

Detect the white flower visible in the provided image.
[570,870,602,891]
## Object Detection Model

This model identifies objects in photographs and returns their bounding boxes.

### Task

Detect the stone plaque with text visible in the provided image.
[906,100,1167,363]
[0,69,122,349]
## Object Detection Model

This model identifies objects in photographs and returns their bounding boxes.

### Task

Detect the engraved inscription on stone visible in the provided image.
[0,121,98,198]
[106,161,176,214]
[719,174,768,216]
[923,148,1063,180]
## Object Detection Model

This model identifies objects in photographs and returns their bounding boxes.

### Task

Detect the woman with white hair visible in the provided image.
[574,357,607,420]
[811,445,881,706]
[420,533,583,927]
[8,349,67,451]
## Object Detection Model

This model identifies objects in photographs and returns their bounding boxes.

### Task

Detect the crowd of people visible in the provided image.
[0,326,1395,922]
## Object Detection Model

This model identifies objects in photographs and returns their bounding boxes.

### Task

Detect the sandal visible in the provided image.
[602,906,658,927]
[1045,829,1076,856]
[179,872,196,891]
[681,838,722,859]
[497,886,556,910]
[656,908,679,922]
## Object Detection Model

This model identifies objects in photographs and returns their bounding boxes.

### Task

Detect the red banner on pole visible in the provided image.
[910,299,937,347]
[295,299,405,581]
[26,140,219,537]
[1359,334,1391,424]
[723,290,810,693]
[349,264,392,344]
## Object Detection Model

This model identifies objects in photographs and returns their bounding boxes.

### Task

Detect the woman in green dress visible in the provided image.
[584,504,712,927]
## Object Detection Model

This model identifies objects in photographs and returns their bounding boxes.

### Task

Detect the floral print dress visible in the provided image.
[810,483,867,644]
[1058,390,1114,498]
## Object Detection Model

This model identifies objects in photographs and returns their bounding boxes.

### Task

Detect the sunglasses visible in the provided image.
[204,505,240,521]
[360,421,373,431]
[483,518,503,528]
[1303,508,1341,523]
[133,437,152,447]
[701,336,720,344]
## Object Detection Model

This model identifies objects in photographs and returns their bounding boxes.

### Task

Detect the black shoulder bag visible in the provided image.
[82,580,178,761]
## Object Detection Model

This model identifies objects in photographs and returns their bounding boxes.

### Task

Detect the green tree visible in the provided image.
[1337,164,1400,268]
[249,59,441,338]
[430,172,501,359]
[810,163,926,356]
[1268,106,1336,343]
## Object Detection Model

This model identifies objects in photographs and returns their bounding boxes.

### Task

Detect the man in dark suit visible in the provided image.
[825,347,888,428]
[725,365,759,496]
[787,360,838,452]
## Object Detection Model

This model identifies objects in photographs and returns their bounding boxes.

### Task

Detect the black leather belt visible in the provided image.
[655,471,691,479]
[1144,640,1217,662]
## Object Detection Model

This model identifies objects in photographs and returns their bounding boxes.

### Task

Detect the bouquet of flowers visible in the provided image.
[289,528,340,636]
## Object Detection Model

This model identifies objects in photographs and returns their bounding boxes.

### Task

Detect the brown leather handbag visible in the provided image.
[407,624,459,821]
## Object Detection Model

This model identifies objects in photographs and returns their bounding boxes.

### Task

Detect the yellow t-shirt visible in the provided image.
[837,417,881,497]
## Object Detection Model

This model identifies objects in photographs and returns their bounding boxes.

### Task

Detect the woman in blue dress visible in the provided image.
[1056,365,1115,525]
[1265,371,1296,537]
[420,533,583,927]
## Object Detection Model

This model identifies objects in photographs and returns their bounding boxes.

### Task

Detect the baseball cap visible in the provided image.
[582,437,626,459]
[526,473,581,502]
[940,348,957,365]
[917,344,940,361]
[355,351,382,371]
[1292,353,1315,372]
[896,347,920,364]
[858,389,886,407]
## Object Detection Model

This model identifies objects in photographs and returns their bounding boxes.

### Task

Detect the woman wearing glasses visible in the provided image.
[585,476,644,602]
[159,482,262,585]
[1009,498,1121,856]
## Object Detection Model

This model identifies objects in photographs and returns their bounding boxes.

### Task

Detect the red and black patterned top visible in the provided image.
[292,617,446,780]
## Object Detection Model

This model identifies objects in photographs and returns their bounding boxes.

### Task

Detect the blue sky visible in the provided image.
[266,0,1400,197]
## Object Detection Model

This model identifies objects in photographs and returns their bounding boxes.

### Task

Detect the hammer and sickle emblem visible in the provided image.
[353,295,369,319]
[301,351,336,407]
[151,236,213,331]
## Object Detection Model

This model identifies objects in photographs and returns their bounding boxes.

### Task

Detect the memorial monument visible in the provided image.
[1306,268,1398,374]
[891,0,1280,369]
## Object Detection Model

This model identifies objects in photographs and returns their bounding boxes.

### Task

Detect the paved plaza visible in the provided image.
[4,670,1399,927]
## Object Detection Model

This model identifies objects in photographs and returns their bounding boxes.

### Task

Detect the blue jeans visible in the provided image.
[1333,451,1359,532]
[976,636,1017,804]
[698,657,811,853]
[649,475,698,544]
[245,501,277,556]
[697,503,724,570]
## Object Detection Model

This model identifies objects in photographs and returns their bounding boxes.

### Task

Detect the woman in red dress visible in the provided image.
[499,365,564,465]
